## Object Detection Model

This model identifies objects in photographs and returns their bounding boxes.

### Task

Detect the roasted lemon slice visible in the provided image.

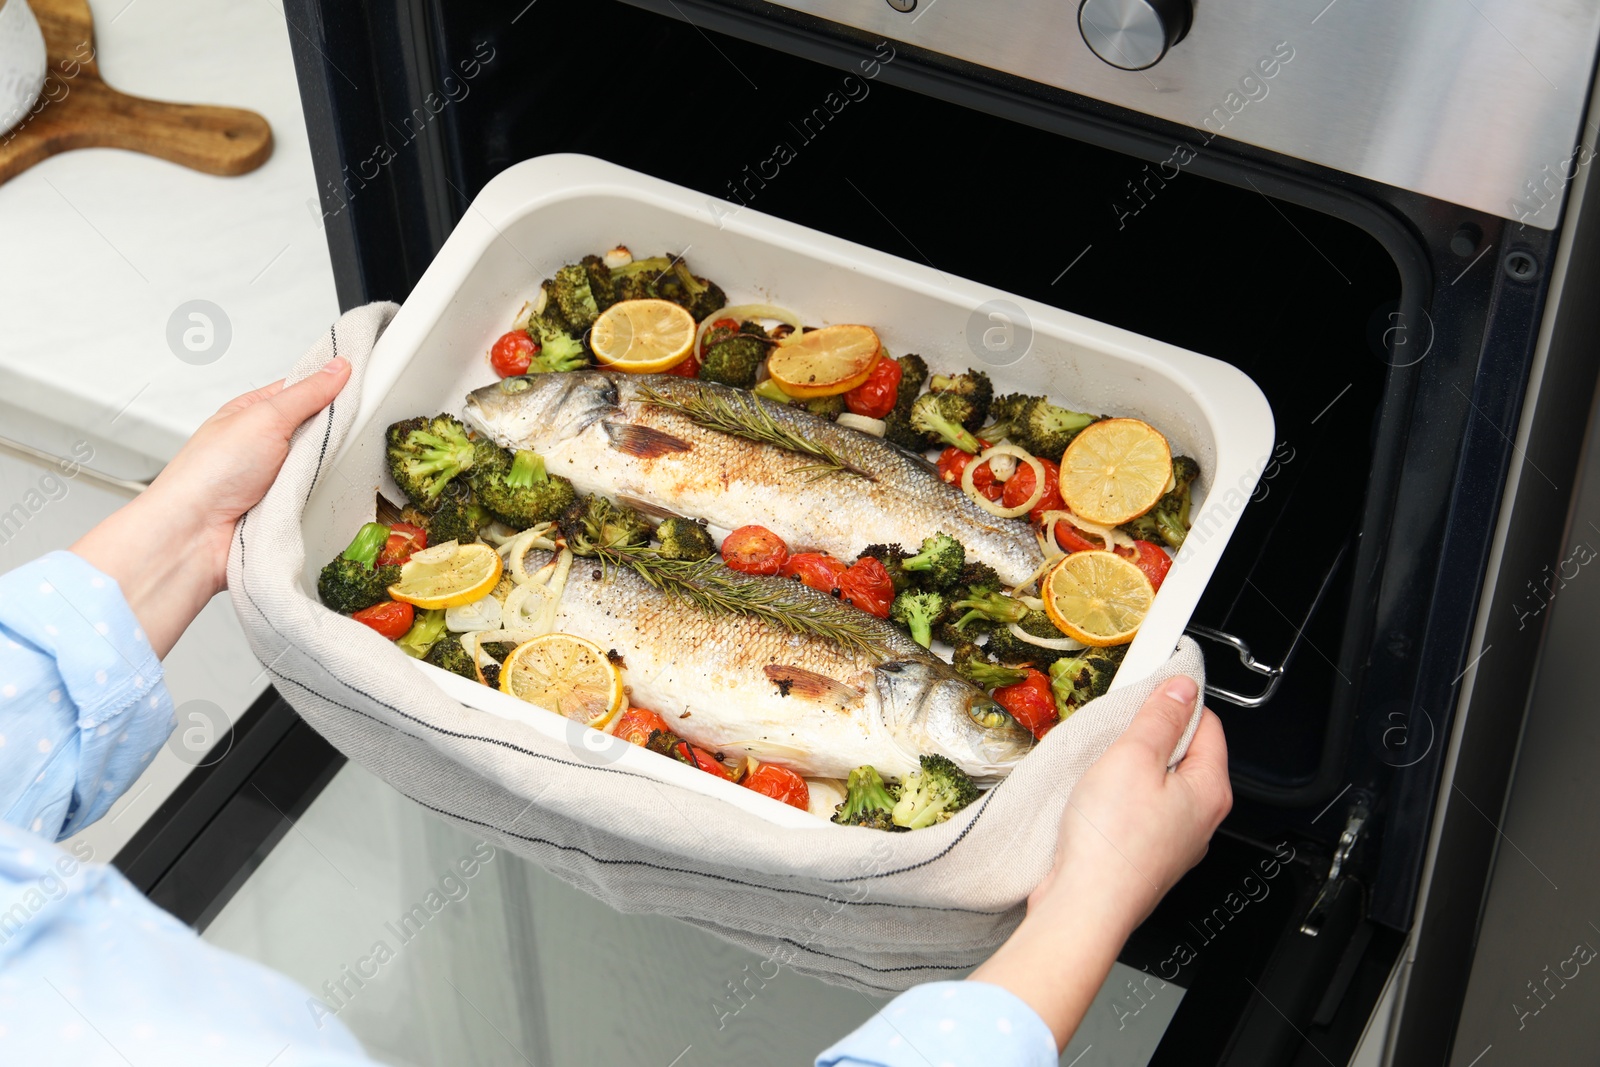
[1042,550,1155,647]
[765,324,881,398]
[387,541,503,610]
[590,299,697,373]
[1058,418,1172,526]
[499,633,624,727]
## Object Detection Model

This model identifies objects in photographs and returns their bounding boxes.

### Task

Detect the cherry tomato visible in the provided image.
[742,762,811,810]
[351,600,414,640]
[490,330,537,378]
[664,349,703,378]
[780,552,848,594]
[838,556,894,618]
[1118,539,1172,592]
[1002,457,1065,526]
[722,525,790,576]
[700,317,740,355]
[1053,518,1106,554]
[613,707,671,747]
[672,740,742,781]
[936,446,1001,501]
[377,522,428,566]
[993,668,1059,739]
[844,355,902,419]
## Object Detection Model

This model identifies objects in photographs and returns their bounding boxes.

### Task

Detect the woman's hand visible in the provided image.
[72,357,351,657]
[969,675,1231,1050]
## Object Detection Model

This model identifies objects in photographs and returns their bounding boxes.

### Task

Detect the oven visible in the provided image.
[119,0,1600,1062]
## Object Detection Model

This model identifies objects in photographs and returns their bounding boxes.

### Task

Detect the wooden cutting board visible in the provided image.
[0,0,272,185]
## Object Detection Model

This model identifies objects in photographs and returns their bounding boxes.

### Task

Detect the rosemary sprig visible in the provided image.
[638,385,874,482]
[591,543,890,657]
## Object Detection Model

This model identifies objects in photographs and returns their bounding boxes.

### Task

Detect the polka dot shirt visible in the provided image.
[815,981,1056,1066]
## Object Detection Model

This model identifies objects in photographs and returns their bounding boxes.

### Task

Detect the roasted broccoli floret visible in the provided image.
[929,370,993,431]
[525,312,589,372]
[1121,455,1201,550]
[949,561,1001,602]
[550,263,602,332]
[901,532,966,589]
[910,392,983,454]
[1018,398,1097,459]
[468,444,576,529]
[891,754,979,830]
[656,517,716,561]
[985,610,1077,667]
[396,608,447,659]
[425,634,478,679]
[934,615,981,648]
[657,259,727,321]
[858,543,914,593]
[832,765,901,828]
[317,523,401,615]
[609,255,674,303]
[882,411,928,452]
[561,494,653,557]
[881,354,932,453]
[797,393,847,419]
[610,255,726,320]
[952,588,1028,632]
[984,393,1032,443]
[890,589,948,648]
[581,253,615,311]
[386,415,477,511]
[952,642,1031,690]
[700,331,769,388]
[426,491,488,546]
[894,354,928,411]
[1049,646,1128,716]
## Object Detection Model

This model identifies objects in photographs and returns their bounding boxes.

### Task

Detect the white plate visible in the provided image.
[305,154,1274,825]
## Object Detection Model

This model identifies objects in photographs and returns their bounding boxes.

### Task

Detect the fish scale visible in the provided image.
[464,371,1046,586]
[515,549,1034,782]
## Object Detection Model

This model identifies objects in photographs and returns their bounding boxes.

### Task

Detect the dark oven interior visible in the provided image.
[288,0,1462,1058]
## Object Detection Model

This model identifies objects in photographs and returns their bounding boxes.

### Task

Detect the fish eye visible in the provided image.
[968,697,1012,730]
[498,376,534,394]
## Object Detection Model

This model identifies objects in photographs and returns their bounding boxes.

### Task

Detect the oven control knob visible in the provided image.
[1077,0,1192,70]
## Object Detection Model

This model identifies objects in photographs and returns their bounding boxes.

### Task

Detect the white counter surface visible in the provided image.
[0,0,339,468]
[0,0,340,856]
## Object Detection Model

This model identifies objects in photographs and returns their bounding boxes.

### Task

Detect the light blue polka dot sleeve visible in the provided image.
[0,551,178,839]
[815,980,1058,1067]
[0,818,376,1064]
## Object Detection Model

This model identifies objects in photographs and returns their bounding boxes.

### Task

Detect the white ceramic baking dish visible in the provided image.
[303,154,1273,827]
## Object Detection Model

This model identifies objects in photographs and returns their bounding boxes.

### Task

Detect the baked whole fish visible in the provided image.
[464,371,1046,586]
[516,549,1034,781]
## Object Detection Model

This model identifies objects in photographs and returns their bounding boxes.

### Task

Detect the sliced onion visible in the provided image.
[692,303,804,356]
[1007,621,1085,651]
[963,445,1045,519]
[446,596,502,632]
[1013,553,1058,596]
[836,413,886,436]
[1017,595,1046,611]
[1041,509,1135,553]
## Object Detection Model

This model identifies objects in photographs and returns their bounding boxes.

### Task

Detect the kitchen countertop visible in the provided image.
[0,0,339,470]
[0,0,340,857]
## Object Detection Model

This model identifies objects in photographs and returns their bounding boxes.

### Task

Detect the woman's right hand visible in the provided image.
[1032,674,1232,929]
[969,675,1232,1050]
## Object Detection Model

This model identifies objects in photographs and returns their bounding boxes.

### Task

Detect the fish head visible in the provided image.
[463,370,618,451]
[874,661,1035,779]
